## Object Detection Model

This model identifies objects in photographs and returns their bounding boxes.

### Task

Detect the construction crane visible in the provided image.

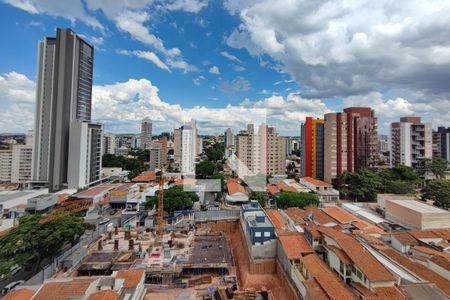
[38,199,92,224]
[156,168,165,241]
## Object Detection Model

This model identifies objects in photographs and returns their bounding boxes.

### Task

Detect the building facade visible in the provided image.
[140,118,152,149]
[67,120,103,189]
[0,144,33,183]
[301,117,325,179]
[433,127,450,162]
[149,143,163,171]
[180,125,195,174]
[32,28,99,192]
[390,117,432,168]
[323,112,348,183]
[102,133,115,155]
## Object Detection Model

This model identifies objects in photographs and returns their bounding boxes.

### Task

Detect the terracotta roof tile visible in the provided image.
[301,177,331,187]
[413,246,450,260]
[318,226,353,241]
[277,182,298,193]
[382,248,450,296]
[372,287,407,300]
[266,209,287,229]
[392,232,418,246]
[132,171,156,182]
[408,230,440,240]
[227,180,246,195]
[1,288,35,300]
[336,238,396,282]
[116,269,145,289]
[88,290,119,300]
[34,278,95,300]
[266,184,280,195]
[283,207,306,225]
[303,278,330,300]
[326,244,352,265]
[278,232,314,259]
[300,254,357,300]
[322,206,357,224]
[430,255,450,271]
[304,207,336,225]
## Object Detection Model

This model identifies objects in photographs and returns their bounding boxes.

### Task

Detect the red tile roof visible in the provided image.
[392,232,418,246]
[382,248,450,296]
[284,207,306,225]
[300,254,357,300]
[317,226,353,241]
[277,182,298,193]
[430,255,450,272]
[75,184,118,198]
[337,238,396,282]
[266,184,280,195]
[304,207,336,225]
[326,245,352,265]
[304,279,330,300]
[34,278,95,300]
[266,209,287,229]
[1,288,35,300]
[301,177,331,187]
[116,269,145,289]
[278,232,314,259]
[88,290,119,300]
[322,206,357,224]
[132,171,156,182]
[227,180,246,195]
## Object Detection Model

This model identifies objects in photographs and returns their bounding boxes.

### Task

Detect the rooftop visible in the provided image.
[300,177,331,187]
[74,184,118,198]
[387,199,450,214]
[300,254,357,300]
[284,207,306,225]
[336,238,396,282]
[33,278,95,300]
[1,288,35,300]
[132,171,156,182]
[227,180,246,195]
[87,290,119,300]
[278,232,314,259]
[322,206,357,224]
[277,182,298,193]
[115,268,145,289]
[266,209,287,229]
[266,184,280,195]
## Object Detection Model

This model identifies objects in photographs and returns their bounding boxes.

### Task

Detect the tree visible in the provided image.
[144,186,198,213]
[195,160,216,179]
[205,142,224,161]
[250,191,267,208]
[417,158,448,179]
[277,191,319,209]
[0,215,89,277]
[380,165,420,184]
[340,168,383,201]
[421,179,450,209]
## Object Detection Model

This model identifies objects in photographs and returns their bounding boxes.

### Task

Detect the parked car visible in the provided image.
[9,265,21,276]
[2,280,24,295]
[109,209,117,215]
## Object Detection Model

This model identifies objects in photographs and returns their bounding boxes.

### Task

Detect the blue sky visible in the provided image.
[0,0,449,135]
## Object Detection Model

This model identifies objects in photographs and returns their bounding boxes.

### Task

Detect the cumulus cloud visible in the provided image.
[224,0,450,103]
[209,65,220,74]
[165,0,208,13]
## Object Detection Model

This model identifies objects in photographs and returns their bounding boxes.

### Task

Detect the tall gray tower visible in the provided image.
[32,28,96,192]
[141,117,153,149]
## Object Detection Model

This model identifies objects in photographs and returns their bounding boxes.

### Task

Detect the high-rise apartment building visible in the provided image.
[67,121,103,189]
[102,133,115,155]
[149,143,163,171]
[433,127,450,162]
[173,128,182,165]
[225,128,234,147]
[180,125,195,174]
[0,144,33,183]
[301,117,325,179]
[390,117,432,168]
[32,28,100,192]
[140,118,152,149]
[343,107,378,171]
[235,124,286,176]
[323,112,348,183]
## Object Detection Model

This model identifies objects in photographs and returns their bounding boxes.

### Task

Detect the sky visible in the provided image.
[0,0,449,136]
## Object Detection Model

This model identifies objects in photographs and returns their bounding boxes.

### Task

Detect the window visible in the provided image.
[264,231,271,237]
[255,232,262,237]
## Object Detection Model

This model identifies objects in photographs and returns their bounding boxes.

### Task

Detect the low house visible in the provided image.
[299,177,339,202]
[27,193,57,213]
[390,232,418,253]
[225,178,248,204]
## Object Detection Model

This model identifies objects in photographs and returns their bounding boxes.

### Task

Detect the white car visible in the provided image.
[2,280,24,295]
[99,218,111,225]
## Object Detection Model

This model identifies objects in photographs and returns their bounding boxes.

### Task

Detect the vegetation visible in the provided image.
[421,179,450,209]
[276,191,319,209]
[144,186,198,213]
[128,149,150,163]
[250,191,267,208]
[205,142,224,161]
[195,160,216,179]
[339,165,422,201]
[291,149,301,157]
[417,157,448,179]
[0,215,90,278]
[102,153,146,179]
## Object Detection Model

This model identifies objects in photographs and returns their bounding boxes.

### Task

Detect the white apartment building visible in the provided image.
[0,144,33,183]
[67,120,103,189]
[390,117,432,168]
[180,125,195,174]
[102,132,115,155]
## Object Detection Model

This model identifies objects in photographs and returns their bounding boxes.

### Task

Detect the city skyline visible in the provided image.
[1,1,450,136]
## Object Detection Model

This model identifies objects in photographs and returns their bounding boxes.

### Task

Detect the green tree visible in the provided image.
[205,142,224,161]
[250,191,267,208]
[380,165,420,184]
[195,160,216,179]
[0,215,89,277]
[277,191,319,209]
[417,158,448,179]
[421,179,450,209]
[144,186,198,213]
[340,168,383,201]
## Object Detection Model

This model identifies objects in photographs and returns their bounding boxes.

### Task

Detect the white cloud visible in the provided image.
[119,50,170,71]
[165,0,209,13]
[224,0,450,102]
[233,65,245,72]
[219,77,250,93]
[220,51,241,63]
[192,75,206,86]
[209,65,220,75]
